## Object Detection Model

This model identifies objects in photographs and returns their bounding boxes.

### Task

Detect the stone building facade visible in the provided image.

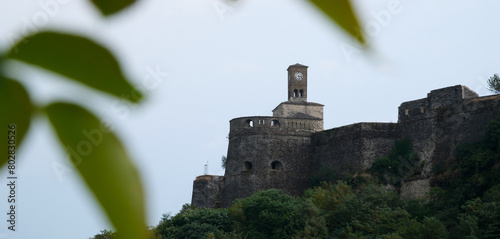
[191,64,500,208]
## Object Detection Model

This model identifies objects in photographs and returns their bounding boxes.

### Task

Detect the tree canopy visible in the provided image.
[487,74,500,94]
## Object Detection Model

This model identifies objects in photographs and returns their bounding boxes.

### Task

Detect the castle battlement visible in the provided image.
[398,85,479,123]
[229,116,323,138]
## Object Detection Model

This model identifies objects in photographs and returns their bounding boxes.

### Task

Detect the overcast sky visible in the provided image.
[1,0,500,238]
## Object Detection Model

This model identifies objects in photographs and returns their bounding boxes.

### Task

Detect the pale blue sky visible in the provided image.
[1,0,499,238]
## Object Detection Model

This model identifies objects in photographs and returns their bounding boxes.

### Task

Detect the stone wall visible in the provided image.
[400,179,430,200]
[272,102,324,120]
[191,175,224,208]
[312,123,400,177]
[399,87,500,178]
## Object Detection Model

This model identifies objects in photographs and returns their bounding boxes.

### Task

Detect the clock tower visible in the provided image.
[273,63,323,120]
[287,63,308,102]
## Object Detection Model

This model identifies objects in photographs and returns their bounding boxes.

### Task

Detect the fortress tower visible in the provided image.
[219,64,324,207]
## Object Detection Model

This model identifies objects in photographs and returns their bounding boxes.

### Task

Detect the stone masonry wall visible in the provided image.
[399,87,500,178]
[220,116,321,207]
[312,123,400,177]
[191,175,224,209]
[272,102,324,120]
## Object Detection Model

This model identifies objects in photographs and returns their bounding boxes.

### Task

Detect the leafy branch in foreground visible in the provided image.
[307,0,365,45]
[0,78,34,166]
[46,103,147,239]
[0,1,147,237]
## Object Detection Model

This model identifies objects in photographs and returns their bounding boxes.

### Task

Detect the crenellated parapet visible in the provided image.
[229,116,323,138]
[398,85,480,123]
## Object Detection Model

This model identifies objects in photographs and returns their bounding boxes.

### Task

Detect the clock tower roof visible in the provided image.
[287,63,308,69]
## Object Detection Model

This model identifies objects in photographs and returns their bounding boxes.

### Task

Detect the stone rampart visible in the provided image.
[398,87,500,178]
[312,123,400,176]
[191,175,224,208]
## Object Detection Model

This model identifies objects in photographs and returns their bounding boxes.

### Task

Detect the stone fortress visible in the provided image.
[191,64,500,208]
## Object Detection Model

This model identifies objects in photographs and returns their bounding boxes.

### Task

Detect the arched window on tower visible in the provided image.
[299,89,304,97]
[271,120,280,127]
[271,161,283,171]
[245,119,254,127]
[293,89,298,97]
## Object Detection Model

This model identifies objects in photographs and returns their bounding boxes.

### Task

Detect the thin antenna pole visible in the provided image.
[204,161,208,175]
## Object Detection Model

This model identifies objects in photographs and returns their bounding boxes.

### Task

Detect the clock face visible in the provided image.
[294,72,304,81]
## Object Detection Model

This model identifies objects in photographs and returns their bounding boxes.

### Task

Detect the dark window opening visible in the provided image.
[271,161,283,171]
[271,120,280,127]
[245,119,253,127]
[243,161,252,171]
[293,89,298,97]
[299,89,304,97]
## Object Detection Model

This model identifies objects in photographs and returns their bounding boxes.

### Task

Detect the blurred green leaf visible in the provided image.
[308,0,365,45]
[45,102,147,239]
[90,0,137,16]
[7,31,142,103]
[0,78,34,168]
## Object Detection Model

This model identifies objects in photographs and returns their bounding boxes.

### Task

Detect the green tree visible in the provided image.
[154,204,233,239]
[398,217,447,239]
[230,189,327,239]
[487,74,500,94]
[89,230,118,239]
[484,116,500,151]
[221,156,227,170]
[458,198,499,239]
[304,182,412,238]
